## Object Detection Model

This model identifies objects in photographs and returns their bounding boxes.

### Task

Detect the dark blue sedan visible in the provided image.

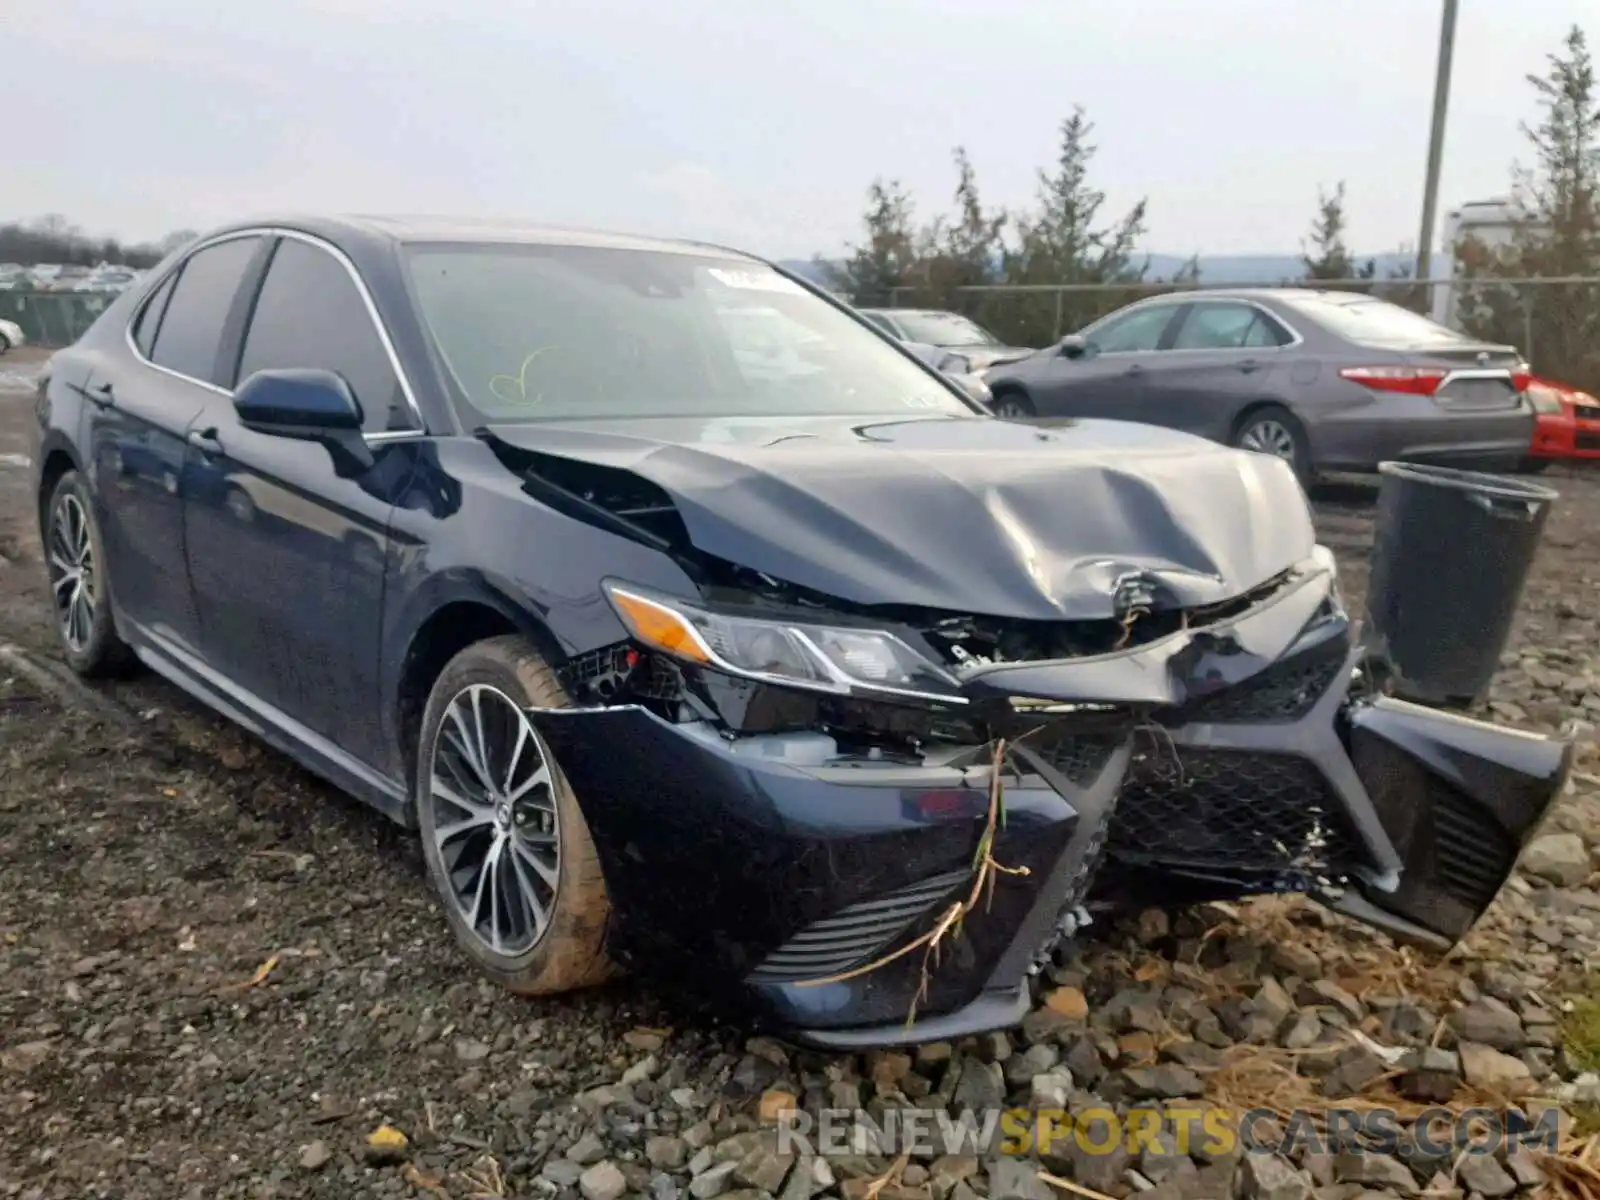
[30,216,1573,1047]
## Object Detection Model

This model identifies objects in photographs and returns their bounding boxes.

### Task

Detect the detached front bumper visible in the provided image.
[1531,408,1600,461]
[531,568,1573,1048]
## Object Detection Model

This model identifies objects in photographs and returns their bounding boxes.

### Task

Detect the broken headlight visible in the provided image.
[603,581,966,705]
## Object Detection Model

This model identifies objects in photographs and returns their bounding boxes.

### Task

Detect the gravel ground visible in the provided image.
[1,366,1597,1200]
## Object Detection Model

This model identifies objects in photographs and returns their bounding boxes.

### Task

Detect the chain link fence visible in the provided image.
[886,276,1600,396]
[0,289,118,348]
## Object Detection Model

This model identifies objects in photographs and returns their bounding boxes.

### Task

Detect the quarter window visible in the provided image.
[1086,305,1177,353]
[148,237,262,385]
[132,272,178,358]
[235,238,411,433]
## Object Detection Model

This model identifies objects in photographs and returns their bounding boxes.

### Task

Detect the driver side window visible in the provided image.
[1088,305,1177,353]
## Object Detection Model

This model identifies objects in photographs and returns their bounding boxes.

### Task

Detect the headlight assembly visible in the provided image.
[603,581,966,705]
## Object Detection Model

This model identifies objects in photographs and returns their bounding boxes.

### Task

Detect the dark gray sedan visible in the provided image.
[979,289,1539,479]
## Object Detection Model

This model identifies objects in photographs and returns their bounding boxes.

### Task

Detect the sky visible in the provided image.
[7,0,1594,260]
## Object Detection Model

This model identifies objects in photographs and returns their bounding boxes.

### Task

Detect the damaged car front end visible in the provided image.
[500,418,1574,1049]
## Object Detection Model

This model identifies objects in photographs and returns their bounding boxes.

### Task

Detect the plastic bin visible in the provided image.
[1365,462,1559,708]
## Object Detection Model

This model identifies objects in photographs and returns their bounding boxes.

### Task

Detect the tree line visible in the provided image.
[828,24,1599,392]
[0,215,197,271]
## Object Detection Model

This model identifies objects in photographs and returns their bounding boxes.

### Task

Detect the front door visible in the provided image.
[183,234,422,769]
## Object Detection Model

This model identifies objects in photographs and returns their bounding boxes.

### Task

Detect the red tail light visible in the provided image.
[1338,366,1448,395]
[1511,367,1532,391]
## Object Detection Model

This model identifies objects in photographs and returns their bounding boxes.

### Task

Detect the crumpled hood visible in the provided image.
[485,412,1315,621]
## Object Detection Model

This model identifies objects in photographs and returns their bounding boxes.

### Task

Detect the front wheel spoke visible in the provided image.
[467,839,500,932]
[445,704,493,791]
[511,837,559,890]
[487,842,504,951]
[431,776,494,820]
[508,847,549,937]
[51,571,77,598]
[506,762,553,806]
[502,719,530,794]
[72,591,94,642]
[433,810,493,848]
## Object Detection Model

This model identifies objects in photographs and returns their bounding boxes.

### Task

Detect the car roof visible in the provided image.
[194,213,766,264]
[1132,287,1390,305]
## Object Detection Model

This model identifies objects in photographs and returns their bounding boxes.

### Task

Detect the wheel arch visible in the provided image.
[386,578,570,804]
[35,439,83,533]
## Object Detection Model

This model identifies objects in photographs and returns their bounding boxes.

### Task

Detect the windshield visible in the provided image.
[403,243,973,423]
[1281,294,1474,348]
[890,311,1001,346]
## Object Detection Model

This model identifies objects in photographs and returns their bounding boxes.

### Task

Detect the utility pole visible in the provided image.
[1416,0,1460,282]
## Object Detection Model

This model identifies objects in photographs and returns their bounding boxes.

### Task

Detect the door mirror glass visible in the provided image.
[234,368,364,433]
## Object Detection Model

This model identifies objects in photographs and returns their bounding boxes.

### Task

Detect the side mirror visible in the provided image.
[1056,335,1091,360]
[233,368,374,476]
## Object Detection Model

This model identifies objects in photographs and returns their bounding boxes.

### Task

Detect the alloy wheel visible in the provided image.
[427,684,562,957]
[992,396,1031,420]
[1238,418,1298,462]
[47,493,96,653]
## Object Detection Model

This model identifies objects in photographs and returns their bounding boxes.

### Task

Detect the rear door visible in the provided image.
[86,234,267,655]
[1138,300,1295,440]
[1026,302,1181,419]
[181,234,419,768]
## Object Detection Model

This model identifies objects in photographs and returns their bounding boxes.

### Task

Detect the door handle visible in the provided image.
[187,427,223,455]
[1239,359,1262,373]
[80,380,114,408]
[1123,364,1145,376]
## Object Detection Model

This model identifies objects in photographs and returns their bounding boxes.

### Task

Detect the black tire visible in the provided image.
[989,388,1035,421]
[1233,404,1312,483]
[1518,457,1552,475]
[42,470,135,677]
[0,332,10,355]
[416,634,615,995]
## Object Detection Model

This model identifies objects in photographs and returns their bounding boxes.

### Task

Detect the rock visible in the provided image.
[1104,988,1165,1033]
[580,1161,628,1200]
[544,1160,587,1187]
[1007,1043,1060,1087]
[1321,1047,1388,1097]
[1454,1152,1517,1198]
[1121,1064,1203,1099]
[1521,832,1590,887]
[1449,998,1525,1052]
[1458,1042,1534,1089]
[952,1059,1005,1113]
[1281,1011,1323,1050]
[690,1161,739,1199]
[1030,1071,1074,1109]
[1043,986,1089,1021]
[759,1089,798,1123]
[987,1157,1055,1200]
[568,1132,608,1166]
[648,1136,690,1171]
[1397,1047,1461,1104]
[930,1156,978,1198]
[1241,1154,1311,1200]
[298,1141,332,1172]
[1254,978,1297,1025]
[735,1144,794,1193]
[1301,980,1364,1023]
[1332,1150,1419,1196]
[1504,1146,1545,1190]
[625,1028,668,1052]
[454,1037,491,1062]
[1272,942,1323,980]
[1064,1037,1105,1087]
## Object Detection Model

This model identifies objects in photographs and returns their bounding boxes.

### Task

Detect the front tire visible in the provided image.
[1233,405,1312,483]
[0,332,11,355]
[416,635,615,995]
[989,388,1035,421]
[43,470,134,677]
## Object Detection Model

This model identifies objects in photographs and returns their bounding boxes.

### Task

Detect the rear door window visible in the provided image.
[1173,303,1292,349]
[148,237,262,384]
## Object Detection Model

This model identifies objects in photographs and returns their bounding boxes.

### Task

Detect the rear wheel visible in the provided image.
[1518,458,1552,475]
[416,635,615,995]
[1233,405,1311,482]
[989,388,1035,421]
[43,471,134,677]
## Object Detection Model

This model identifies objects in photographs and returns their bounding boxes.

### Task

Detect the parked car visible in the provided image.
[979,289,1535,481]
[858,307,1034,371]
[1524,375,1600,469]
[0,317,23,354]
[900,339,994,406]
[31,217,1571,1047]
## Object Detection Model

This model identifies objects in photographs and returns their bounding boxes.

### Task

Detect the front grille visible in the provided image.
[1178,640,1349,725]
[1577,431,1600,451]
[1430,778,1516,912]
[1103,747,1359,884]
[746,870,968,983]
[1030,732,1121,787]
